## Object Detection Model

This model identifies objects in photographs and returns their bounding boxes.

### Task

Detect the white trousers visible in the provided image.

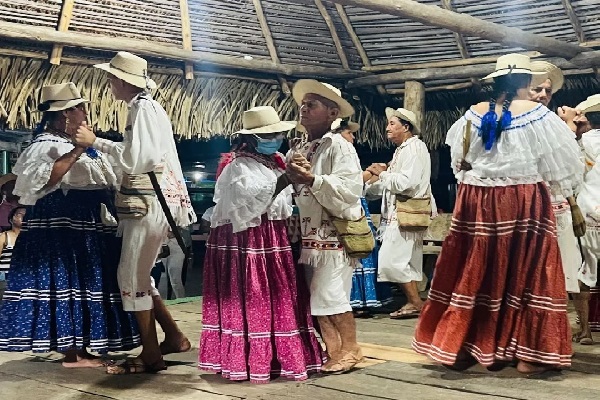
[161,237,186,299]
[555,208,582,293]
[378,221,424,284]
[579,227,600,288]
[303,252,354,316]
[118,199,168,311]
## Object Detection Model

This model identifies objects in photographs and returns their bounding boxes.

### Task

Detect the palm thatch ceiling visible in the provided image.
[0,0,599,148]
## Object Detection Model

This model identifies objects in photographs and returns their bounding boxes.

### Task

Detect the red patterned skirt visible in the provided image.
[413,183,572,368]
[199,216,323,383]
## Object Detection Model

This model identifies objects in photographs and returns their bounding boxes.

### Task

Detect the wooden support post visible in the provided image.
[315,0,587,58]
[334,4,386,95]
[561,0,586,44]
[314,0,350,69]
[49,0,75,65]
[252,0,290,94]
[179,0,194,79]
[403,81,425,133]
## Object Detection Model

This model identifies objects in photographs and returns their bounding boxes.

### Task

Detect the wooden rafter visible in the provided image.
[334,4,386,95]
[560,0,586,44]
[317,0,587,58]
[440,0,470,59]
[49,0,74,65]
[252,0,290,94]
[0,21,364,78]
[179,0,194,79]
[314,0,350,69]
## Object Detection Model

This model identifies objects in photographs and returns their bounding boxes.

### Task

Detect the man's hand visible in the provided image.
[287,162,315,185]
[73,122,96,148]
[366,163,387,176]
[290,153,311,170]
[458,160,472,171]
[574,114,592,139]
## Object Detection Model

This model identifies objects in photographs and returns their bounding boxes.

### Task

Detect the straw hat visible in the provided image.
[0,173,16,189]
[385,107,420,134]
[331,118,359,133]
[483,53,545,80]
[292,80,354,118]
[235,106,296,134]
[577,94,600,114]
[37,83,89,112]
[530,61,564,94]
[94,52,157,90]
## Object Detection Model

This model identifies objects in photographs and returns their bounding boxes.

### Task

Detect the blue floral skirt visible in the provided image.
[0,189,140,353]
[350,198,392,309]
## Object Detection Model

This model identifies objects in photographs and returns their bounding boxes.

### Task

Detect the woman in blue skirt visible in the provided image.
[0,83,139,367]
[333,119,392,317]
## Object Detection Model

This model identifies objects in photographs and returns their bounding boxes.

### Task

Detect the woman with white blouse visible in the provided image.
[0,83,139,367]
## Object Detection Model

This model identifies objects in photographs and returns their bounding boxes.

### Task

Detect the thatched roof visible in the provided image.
[0,0,599,148]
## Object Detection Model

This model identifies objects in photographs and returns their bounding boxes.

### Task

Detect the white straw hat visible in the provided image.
[292,80,354,118]
[530,61,564,94]
[94,51,157,90]
[235,106,296,134]
[37,82,89,112]
[577,94,600,114]
[483,53,545,80]
[385,107,420,135]
[331,118,359,133]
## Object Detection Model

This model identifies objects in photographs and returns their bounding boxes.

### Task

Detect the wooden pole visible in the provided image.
[179,0,194,79]
[560,0,586,44]
[49,0,75,65]
[403,81,425,133]
[323,0,587,58]
[252,0,290,94]
[0,21,364,79]
[314,0,350,69]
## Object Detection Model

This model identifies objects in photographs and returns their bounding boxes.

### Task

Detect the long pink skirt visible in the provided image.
[198,217,323,383]
[413,183,572,368]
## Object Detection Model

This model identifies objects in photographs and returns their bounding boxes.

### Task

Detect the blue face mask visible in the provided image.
[256,137,284,155]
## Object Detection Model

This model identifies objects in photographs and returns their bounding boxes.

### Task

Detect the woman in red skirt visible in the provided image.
[198,106,323,383]
[412,54,584,375]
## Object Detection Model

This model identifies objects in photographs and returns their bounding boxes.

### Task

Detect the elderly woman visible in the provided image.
[199,106,323,384]
[0,83,139,367]
[413,54,583,375]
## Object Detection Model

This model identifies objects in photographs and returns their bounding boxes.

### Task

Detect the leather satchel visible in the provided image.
[330,213,375,259]
[396,194,431,231]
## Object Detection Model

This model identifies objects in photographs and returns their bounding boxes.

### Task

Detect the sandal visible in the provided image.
[322,350,364,374]
[159,337,192,355]
[390,305,421,320]
[106,357,167,375]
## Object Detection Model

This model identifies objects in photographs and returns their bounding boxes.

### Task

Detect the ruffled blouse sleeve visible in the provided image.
[13,134,118,205]
[211,156,278,233]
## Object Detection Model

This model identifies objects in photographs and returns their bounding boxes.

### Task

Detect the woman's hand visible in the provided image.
[366,163,387,176]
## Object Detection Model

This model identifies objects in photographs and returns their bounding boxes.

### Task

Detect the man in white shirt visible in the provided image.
[74,52,196,374]
[367,108,431,320]
[286,80,363,373]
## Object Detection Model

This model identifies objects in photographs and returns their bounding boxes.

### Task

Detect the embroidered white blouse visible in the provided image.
[92,93,196,226]
[446,104,584,198]
[13,133,118,205]
[291,132,363,265]
[210,154,293,233]
[578,129,600,226]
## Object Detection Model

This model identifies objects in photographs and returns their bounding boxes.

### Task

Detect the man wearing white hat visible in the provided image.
[286,79,363,373]
[74,51,197,374]
[529,61,564,108]
[366,108,431,319]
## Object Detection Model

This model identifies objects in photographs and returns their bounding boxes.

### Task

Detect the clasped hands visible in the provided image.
[72,122,97,148]
[286,153,315,185]
[365,163,388,177]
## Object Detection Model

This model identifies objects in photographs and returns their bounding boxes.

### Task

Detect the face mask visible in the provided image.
[256,137,284,155]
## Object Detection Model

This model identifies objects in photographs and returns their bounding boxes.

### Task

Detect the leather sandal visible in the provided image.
[321,350,364,374]
[106,357,167,375]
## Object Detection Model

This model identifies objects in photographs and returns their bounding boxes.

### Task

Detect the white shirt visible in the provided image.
[210,153,293,233]
[13,133,118,205]
[578,129,600,227]
[446,104,584,198]
[93,93,196,226]
[291,132,363,265]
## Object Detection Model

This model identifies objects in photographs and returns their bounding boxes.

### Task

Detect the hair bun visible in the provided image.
[37,102,50,112]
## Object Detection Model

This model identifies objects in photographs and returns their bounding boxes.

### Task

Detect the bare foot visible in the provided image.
[159,335,191,355]
[516,361,556,375]
[62,358,106,368]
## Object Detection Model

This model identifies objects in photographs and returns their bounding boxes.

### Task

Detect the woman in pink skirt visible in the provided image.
[199,106,323,383]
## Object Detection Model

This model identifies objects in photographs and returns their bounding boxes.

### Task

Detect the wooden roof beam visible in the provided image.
[179,0,194,79]
[560,0,586,44]
[314,0,350,70]
[0,21,364,79]
[252,0,291,94]
[49,0,74,65]
[440,0,470,59]
[334,3,386,95]
[327,0,587,58]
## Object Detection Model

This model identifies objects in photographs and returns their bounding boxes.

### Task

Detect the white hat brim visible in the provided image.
[530,68,564,94]
[577,97,600,114]
[482,68,545,80]
[39,98,89,112]
[385,108,420,134]
[0,173,16,187]
[292,80,354,118]
[94,62,157,90]
[236,120,297,135]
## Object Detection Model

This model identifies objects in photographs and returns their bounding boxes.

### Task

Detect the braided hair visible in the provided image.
[479,73,532,150]
[34,101,59,136]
